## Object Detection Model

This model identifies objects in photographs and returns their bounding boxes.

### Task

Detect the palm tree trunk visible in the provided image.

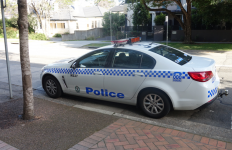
[18,0,34,120]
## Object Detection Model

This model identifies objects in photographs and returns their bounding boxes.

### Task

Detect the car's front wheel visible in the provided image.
[138,89,171,119]
[43,76,62,98]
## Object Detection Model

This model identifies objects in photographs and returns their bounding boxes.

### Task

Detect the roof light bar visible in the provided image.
[111,39,128,45]
[111,37,140,47]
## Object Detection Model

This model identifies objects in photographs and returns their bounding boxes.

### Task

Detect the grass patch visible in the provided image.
[83,43,111,48]
[160,43,232,51]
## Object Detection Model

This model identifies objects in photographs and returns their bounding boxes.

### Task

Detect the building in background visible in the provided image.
[126,0,192,28]
[35,6,107,36]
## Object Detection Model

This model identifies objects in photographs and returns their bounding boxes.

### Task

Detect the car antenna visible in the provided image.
[149,42,154,45]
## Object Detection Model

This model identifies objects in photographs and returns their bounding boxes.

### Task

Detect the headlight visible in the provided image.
[41,66,46,73]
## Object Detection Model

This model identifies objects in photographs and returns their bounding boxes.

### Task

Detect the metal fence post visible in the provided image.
[1,0,13,98]
[166,16,168,46]
[110,11,112,41]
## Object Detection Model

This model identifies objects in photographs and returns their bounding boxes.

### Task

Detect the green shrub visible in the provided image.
[29,33,47,40]
[154,13,166,26]
[0,27,19,39]
[116,32,125,39]
[85,36,95,40]
[63,32,69,34]
[53,33,62,37]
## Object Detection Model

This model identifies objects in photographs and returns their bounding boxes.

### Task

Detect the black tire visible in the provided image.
[43,76,62,98]
[138,89,171,119]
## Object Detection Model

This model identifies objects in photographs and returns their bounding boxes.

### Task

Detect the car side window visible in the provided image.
[140,54,155,69]
[149,45,192,65]
[112,49,142,69]
[77,49,111,68]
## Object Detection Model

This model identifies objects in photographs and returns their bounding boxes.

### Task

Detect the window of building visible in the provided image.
[87,24,89,29]
[50,23,56,29]
[76,23,79,29]
[95,21,97,28]
[92,21,94,28]
[57,23,65,29]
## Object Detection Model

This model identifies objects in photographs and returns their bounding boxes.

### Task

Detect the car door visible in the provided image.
[103,48,156,100]
[64,49,112,98]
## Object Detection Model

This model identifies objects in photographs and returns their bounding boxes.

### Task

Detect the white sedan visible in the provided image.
[40,40,220,118]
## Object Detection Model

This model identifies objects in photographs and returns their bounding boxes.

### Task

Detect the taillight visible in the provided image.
[188,71,213,82]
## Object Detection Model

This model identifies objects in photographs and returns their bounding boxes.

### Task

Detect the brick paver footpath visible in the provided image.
[0,140,18,150]
[69,118,232,150]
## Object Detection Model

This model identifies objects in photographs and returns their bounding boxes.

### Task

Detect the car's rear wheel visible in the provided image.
[43,76,62,98]
[138,89,171,119]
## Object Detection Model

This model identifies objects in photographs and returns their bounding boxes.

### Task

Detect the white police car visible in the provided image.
[40,39,220,118]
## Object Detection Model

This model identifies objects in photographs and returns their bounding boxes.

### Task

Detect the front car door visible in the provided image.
[103,48,156,100]
[64,49,112,98]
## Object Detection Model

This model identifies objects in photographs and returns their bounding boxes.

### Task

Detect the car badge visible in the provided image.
[75,86,80,93]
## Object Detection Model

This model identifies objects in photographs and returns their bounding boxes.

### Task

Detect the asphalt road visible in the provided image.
[1,40,232,141]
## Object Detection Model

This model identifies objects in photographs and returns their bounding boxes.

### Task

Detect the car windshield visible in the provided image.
[149,45,192,65]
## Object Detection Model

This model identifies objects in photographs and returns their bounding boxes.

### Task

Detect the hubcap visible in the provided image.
[46,79,57,95]
[143,94,164,114]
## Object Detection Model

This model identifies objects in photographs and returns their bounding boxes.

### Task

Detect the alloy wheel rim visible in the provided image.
[143,94,164,114]
[46,79,57,95]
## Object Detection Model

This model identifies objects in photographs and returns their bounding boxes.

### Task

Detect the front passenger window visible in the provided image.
[78,50,110,68]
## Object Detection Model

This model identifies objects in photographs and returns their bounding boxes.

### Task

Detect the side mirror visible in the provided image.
[71,62,76,69]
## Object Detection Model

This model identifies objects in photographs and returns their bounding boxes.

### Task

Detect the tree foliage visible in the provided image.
[94,0,115,9]
[192,0,232,28]
[154,12,165,26]
[29,0,53,37]
[132,2,151,26]
[55,0,77,9]
[102,12,125,36]
[0,15,37,33]
[139,0,194,43]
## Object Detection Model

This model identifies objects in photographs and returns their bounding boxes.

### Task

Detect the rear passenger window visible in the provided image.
[141,54,155,69]
[112,49,142,69]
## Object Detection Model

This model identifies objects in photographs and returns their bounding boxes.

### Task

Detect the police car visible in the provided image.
[40,38,221,118]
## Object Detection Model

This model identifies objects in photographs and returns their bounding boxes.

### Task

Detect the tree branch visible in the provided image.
[173,0,188,16]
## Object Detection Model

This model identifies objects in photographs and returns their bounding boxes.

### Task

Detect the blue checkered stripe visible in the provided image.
[143,71,190,79]
[45,68,191,79]
[208,87,218,98]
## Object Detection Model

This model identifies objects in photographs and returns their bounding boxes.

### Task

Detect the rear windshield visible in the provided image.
[149,45,192,65]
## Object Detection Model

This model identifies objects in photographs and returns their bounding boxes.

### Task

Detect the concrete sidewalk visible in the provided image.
[0,83,231,150]
[0,140,18,150]
[70,118,232,150]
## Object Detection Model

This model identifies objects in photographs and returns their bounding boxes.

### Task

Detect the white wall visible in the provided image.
[74,17,103,31]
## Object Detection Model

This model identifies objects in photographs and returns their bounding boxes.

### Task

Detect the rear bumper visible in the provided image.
[196,89,219,110]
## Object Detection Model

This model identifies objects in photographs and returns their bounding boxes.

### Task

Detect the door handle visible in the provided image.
[133,73,144,76]
[94,71,102,75]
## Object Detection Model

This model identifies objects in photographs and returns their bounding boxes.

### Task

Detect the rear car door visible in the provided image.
[103,48,155,100]
[64,49,112,98]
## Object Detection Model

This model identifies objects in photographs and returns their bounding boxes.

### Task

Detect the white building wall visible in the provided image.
[74,17,103,31]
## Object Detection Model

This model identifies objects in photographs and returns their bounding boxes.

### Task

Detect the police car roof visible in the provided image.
[98,42,162,52]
